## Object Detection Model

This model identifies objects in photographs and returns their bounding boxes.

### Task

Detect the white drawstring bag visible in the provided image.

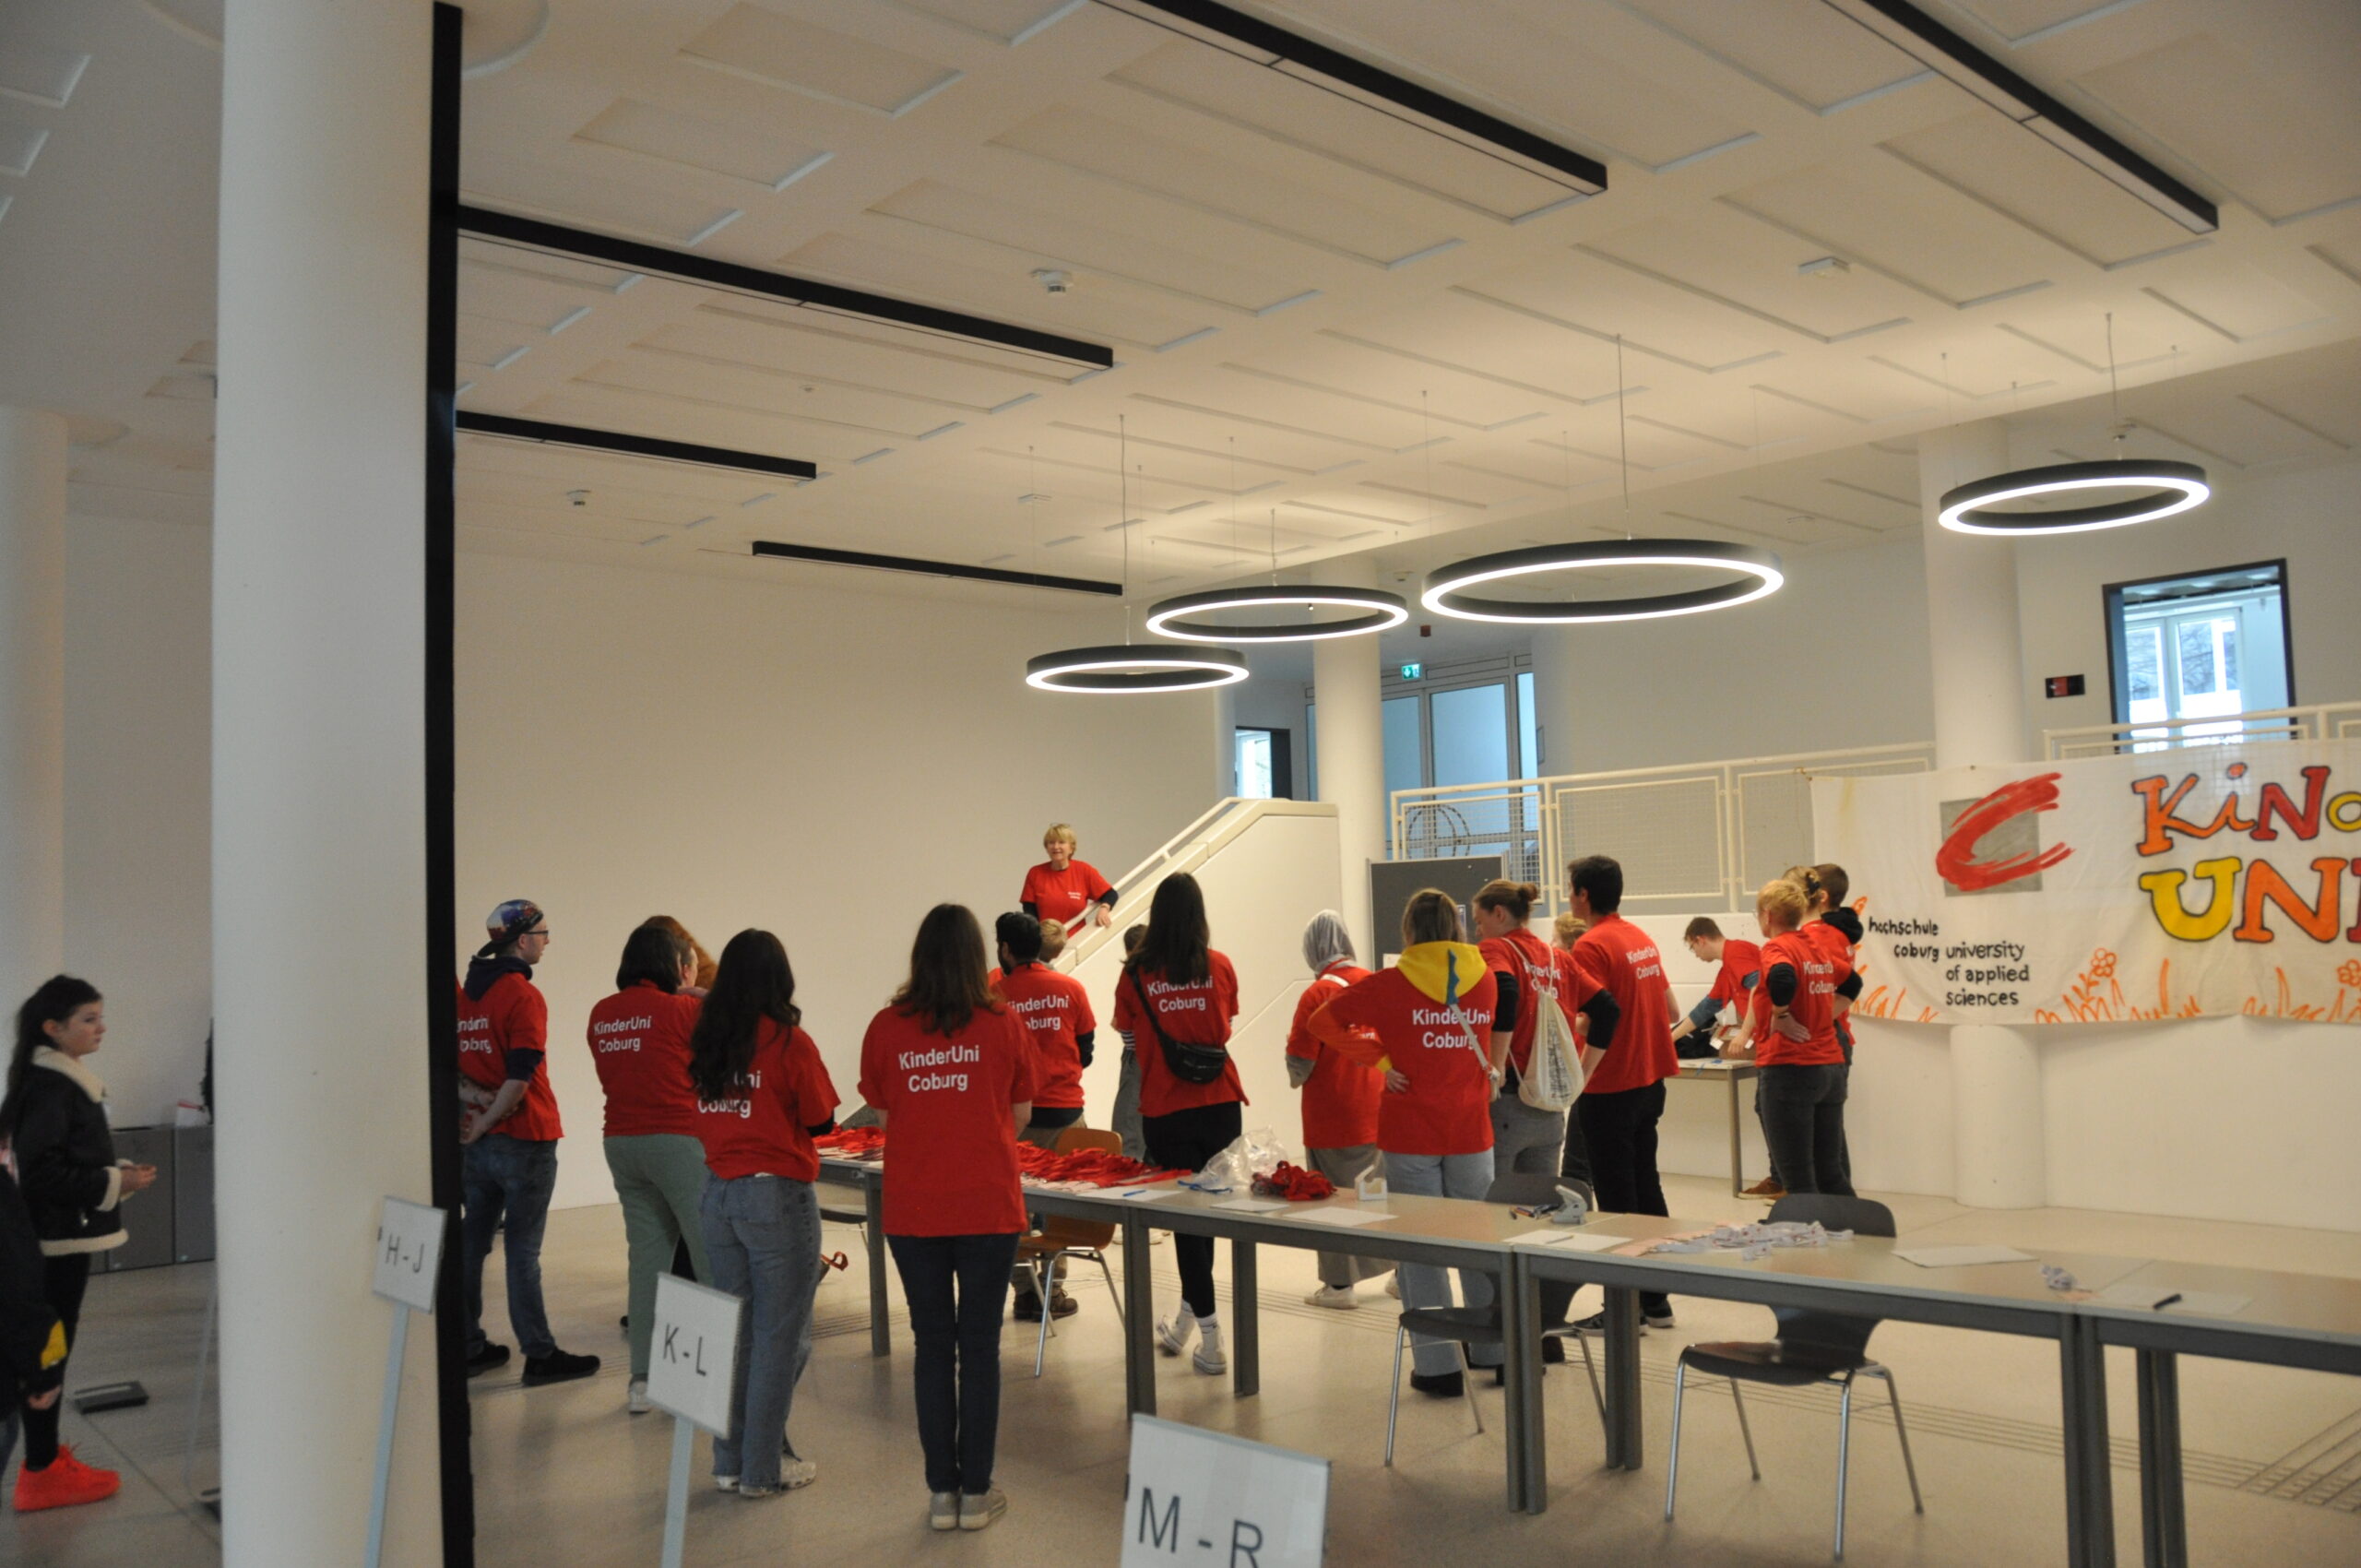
[1518,991,1586,1113]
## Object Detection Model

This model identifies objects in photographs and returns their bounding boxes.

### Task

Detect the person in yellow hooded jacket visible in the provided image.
[1309,888,1500,1398]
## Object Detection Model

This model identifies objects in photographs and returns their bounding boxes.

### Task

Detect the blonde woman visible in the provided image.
[1020,825,1114,931]
[1724,880,1853,1196]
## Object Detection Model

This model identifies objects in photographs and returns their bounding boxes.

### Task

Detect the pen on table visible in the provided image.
[2153,1292,2182,1310]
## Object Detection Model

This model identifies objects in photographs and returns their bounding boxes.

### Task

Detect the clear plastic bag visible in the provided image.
[1186,1126,1290,1193]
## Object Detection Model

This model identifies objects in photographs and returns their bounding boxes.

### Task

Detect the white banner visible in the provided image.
[1810,740,2361,1028]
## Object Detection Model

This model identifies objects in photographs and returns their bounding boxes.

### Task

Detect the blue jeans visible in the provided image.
[462,1134,559,1360]
[703,1175,822,1491]
[887,1232,1021,1496]
[1383,1148,1497,1375]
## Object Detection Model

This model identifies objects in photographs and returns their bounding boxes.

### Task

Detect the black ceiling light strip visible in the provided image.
[752,540,1122,597]
[456,410,818,481]
[455,205,1114,369]
[1095,0,1605,196]
[1815,0,2215,232]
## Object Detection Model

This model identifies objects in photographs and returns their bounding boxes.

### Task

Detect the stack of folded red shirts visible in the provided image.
[1252,1162,1335,1201]
[1014,1144,1188,1188]
[815,1126,887,1158]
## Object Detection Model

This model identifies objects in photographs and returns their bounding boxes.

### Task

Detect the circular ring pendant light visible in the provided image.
[1421,538,1784,624]
[1144,584,1408,643]
[1938,458,2209,536]
[1026,644,1248,692]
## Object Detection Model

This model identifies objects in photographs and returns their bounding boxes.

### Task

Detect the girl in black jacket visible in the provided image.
[1,976,153,1512]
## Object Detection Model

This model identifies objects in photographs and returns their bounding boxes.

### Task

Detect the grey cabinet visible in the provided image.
[102,1125,175,1272]
[174,1123,215,1263]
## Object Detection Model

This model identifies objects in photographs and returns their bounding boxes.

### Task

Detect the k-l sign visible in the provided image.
[648,1274,743,1435]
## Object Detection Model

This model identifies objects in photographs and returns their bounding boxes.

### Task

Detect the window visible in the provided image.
[1430,683,1510,787]
[2105,562,2291,742]
[1382,695,1423,799]
[1517,671,1538,777]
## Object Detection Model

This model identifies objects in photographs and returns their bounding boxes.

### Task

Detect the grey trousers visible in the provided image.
[1303,1144,1389,1289]
[1384,1149,1498,1375]
[1489,1096,1567,1178]
[1111,1047,1145,1162]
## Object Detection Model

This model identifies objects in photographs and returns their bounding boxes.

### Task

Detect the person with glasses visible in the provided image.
[456,899,599,1385]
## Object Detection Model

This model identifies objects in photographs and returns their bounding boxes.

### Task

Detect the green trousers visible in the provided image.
[604,1134,715,1379]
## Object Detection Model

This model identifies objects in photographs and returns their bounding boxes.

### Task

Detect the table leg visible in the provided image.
[1604,1285,1643,1471]
[2137,1348,2186,1568]
[1726,1073,1745,1197]
[1122,1213,1157,1418]
[1231,1237,1260,1397]
[1504,1252,1546,1514]
[864,1182,889,1359]
[2058,1316,2118,1568]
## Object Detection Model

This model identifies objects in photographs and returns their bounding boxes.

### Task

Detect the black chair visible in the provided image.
[1382,1171,1606,1466]
[1664,1194,1924,1560]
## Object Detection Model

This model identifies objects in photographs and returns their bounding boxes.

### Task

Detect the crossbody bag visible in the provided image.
[1128,968,1230,1086]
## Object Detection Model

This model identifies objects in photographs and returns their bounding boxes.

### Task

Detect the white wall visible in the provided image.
[64,514,212,1126]
[2014,458,2361,742]
[455,552,1224,1209]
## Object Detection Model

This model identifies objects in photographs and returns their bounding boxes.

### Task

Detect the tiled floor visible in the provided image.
[13,1174,2361,1565]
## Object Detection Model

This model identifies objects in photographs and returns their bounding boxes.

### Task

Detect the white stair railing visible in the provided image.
[1055,798,1337,971]
[2043,702,2361,759]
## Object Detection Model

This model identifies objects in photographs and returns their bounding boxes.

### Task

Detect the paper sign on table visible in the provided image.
[1892,1244,2035,1268]
[2091,1283,2182,1310]
[371,1197,446,1313]
[1122,1414,1327,1568]
[647,1274,744,1435]
[2161,1290,2251,1317]
[1508,1229,1627,1253]
[1292,1206,1393,1228]
[1115,1186,1187,1202]
[1211,1196,1293,1213]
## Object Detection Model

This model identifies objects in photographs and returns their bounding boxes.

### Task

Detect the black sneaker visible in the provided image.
[1541,1336,1567,1365]
[1408,1370,1465,1399]
[1643,1308,1677,1331]
[1012,1294,1045,1323]
[466,1342,512,1377]
[1572,1312,1647,1336]
[521,1348,600,1386]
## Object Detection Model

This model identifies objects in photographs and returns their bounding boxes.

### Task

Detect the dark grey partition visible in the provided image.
[175,1123,215,1263]
[104,1125,176,1272]
[1370,855,1502,958]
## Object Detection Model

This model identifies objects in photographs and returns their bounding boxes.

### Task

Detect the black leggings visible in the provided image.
[23,1253,93,1471]
[1143,1099,1242,1318]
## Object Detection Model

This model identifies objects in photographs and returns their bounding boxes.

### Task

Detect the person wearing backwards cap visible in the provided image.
[455,899,599,1384]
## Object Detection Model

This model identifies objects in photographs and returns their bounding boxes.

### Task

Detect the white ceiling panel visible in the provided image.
[574,98,832,190]
[1613,0,1920,113]
[639,312,1048,412]
[1456,251,1796,372]
[1880,111,2196,267]
[2140,258,2332,344]
[1583,209,1926,340]
[465,161,742,247]
[679,5,962,116]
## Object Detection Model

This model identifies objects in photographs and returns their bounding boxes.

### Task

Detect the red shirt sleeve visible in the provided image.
[1072,979,1097,1036]
[856,1013,888,1111]
[1309,973,1390,1066]
[1004,1011,1038,1102]
[784,1028,839,1128]
[1285,983,1323,1061]
[1112,972,1141,1037]
[1082,861,1113,901]
[1019,865,1046,907]
[507,983,549,1053]
[1216,951,1240,1022]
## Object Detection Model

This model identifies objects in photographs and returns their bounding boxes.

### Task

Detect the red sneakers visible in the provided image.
[14,1444,122,1512]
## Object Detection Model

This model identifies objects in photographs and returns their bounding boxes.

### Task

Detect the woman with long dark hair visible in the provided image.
[1111,873,1244,1376]
[587,921,711,1414]
[686,931,839,1498]
[2,976,156,1511]
[859,905,1036,1531]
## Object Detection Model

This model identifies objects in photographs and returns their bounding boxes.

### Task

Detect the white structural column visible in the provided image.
[214,4,441,1565]
[0,408,66,1004]
[1919,420,2046,1209]
[1313,558,1386,961]
[1529,625,1582,780]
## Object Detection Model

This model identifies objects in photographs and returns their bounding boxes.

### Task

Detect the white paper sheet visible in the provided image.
[2160,1290,2251,1317]
[2091,1283,2183,1310]
[1291,1207,1394,1228]
[1210,1197,1293,1213]
[1114,1187,1187,1202]
[1508,1229,1626,1252]
[1892,1244,2035,1268]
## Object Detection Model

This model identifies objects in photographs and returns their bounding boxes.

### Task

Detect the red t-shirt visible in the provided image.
[456,972,562,1141]
[1112,951,1246,1119]
[858,1004,1036,1236]
[1479,928,1576,1076]
[584,982,702,1139]
[1750,929,1848,1067]
[1571,913,1678,1097]
[1310,961,1499,1158]
[1284,963,1379,1148]
[1020,860,1113,926]
[1708,938,1764,1007]
[989,964,1094,1111]
[690,1019,839,1182]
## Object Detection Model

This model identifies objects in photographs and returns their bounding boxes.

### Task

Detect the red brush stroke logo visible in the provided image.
[1936,773,2075,892]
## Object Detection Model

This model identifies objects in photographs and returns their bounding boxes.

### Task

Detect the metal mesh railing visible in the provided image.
[1391,742,1935,915]
[2044,702,2361,758]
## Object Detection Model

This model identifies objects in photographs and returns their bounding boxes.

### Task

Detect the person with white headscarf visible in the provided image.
[1280,911,1390,1309]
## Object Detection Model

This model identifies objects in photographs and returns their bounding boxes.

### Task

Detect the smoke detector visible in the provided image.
[1797,255,1851,279]
[566,489,589,508]
[1031,267,1074,295]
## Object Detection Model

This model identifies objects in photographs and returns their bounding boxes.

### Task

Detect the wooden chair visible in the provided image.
[1017,1126,1125,1376]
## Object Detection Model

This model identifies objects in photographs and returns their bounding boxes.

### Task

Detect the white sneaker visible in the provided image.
[778,1455,818,1491]
[627,1378,651,1415]
[1304,1284,1358,1310]
[1384,1272,1401,1299]
[929,1491,960,1531]
[1192,1319,1228,1376]
[714,1476,739,1493]
[959,1489,1008,1531]
[1155,1308,1197,1357]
